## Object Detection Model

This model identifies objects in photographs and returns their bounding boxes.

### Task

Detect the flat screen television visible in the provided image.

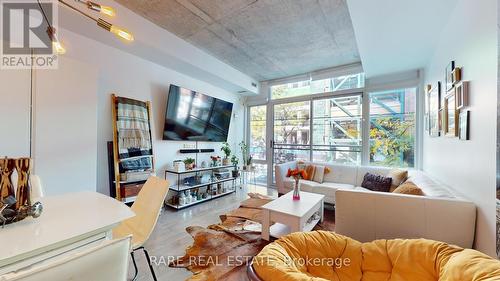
[162,85,233,142]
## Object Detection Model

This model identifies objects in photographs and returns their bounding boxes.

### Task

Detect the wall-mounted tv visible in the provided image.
[162,85,233,142]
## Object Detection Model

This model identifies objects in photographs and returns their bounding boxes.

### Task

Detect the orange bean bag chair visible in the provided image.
[252,231,500,281]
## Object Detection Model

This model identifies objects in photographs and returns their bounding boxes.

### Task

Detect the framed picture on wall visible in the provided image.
[444,91,458,137]
[445,61,455,92]
[452,67,462,85]
[459,110,470,140]
[456,81,469,109]
[428,82,441,137]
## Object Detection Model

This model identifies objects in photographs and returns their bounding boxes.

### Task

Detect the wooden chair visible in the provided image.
[4,236,131,281]
[113,176,169,281]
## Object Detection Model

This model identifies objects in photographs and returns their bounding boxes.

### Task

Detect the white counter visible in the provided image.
[0,191,134,275]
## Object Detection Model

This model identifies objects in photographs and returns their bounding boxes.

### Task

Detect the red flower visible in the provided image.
[286,168,307,180]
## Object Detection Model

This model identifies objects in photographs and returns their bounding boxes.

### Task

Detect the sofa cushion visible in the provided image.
[253,231,363,281]
[392,181,424,196]
[322,164,357,185]
[387,169,409,192]
[283,177,294,188]
[361,173,392,192]
[253,232,499,281]
[314,182,356,197]
[440,249,500,280]
[355,166,393,186]
[362,238,462,281]
[312,165,326,183]
[408,171,455,198]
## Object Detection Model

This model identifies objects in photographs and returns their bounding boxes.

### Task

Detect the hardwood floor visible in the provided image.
[129,184,277,281]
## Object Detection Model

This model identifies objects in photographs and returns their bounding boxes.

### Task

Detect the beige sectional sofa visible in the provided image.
[275,161,477,248]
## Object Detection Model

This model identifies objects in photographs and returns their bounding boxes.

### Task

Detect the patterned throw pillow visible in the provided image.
[361,173,392,192]
[392,181,424,196]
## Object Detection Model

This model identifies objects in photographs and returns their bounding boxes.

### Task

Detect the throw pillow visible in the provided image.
[387,169,408,192]
[312,165,326,183]
[361,173,392,192]
[303,165,316,181]
[392,181,424,196]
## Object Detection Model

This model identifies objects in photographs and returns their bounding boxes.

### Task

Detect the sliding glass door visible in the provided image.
[270,94,361,183]
[248,105,268,185]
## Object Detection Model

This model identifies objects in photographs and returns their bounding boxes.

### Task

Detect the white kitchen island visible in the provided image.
[0,191,134,276]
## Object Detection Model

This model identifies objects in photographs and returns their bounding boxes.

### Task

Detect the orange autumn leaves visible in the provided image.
[286,168,307,180]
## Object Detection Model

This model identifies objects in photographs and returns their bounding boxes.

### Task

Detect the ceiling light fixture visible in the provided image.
[75,0,115,17]
[37,0,66,54]
[59,0,134,42]
[46,27,66,54]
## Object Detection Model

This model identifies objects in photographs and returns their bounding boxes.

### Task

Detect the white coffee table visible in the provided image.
[261,191,324,241]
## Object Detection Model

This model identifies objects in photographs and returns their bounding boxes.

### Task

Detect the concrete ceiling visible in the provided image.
[114,0,361,81]
[346,0,458,78]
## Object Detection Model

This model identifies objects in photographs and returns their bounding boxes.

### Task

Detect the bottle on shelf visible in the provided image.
[179,192,186,206]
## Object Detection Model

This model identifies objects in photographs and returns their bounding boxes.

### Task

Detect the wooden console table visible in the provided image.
[0,192,134,276]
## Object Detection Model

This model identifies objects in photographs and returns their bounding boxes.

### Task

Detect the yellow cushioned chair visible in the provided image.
[113,176,169,281]
[252,231,500,281]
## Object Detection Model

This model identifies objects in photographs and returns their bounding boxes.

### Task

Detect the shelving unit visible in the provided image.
[165,165,238,210]
[109,95,155,204]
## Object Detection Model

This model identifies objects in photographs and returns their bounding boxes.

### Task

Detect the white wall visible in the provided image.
[0,43,98,196]
[423,0,497,256]
[0,68,30,158]
[59,29,246,196]
[1,27,245,196]
[34,57,98,195]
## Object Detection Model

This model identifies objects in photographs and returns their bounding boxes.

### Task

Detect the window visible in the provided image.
[249,106,268,185]
[369,88,416,167]
[249,106,266,161]
[312,95,362,164]
[273,101,311,164]
[270,73,365,100]
[247,74,419,187]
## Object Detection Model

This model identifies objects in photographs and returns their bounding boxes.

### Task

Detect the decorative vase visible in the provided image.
[0,158,16,202]
[15,158,32,210]
[222,158,230,165]
[231,170,239,178]
[293,178,300,200]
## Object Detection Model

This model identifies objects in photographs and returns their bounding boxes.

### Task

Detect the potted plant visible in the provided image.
[230,155,239,178]
[210,155,220,167]
[183,157,195,170]
[239,141,253,171]
[221,142,231,165]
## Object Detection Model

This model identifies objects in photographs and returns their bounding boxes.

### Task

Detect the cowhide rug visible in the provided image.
[169,193,335,281]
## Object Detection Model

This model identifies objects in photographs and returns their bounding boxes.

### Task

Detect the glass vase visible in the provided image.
[293,178,300,200]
